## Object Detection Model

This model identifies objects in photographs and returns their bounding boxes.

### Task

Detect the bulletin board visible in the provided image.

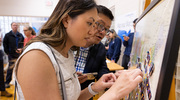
[129,0,180,99]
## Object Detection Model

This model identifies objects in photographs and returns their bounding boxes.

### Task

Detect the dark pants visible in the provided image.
[5,55,16,84]
[122,54,130,69]
[0,50,5,91]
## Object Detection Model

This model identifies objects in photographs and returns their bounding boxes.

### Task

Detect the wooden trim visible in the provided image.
[144,0,152,10]
[136,0,161,23]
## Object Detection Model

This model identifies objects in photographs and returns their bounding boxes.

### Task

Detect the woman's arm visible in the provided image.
[17,50,62,100]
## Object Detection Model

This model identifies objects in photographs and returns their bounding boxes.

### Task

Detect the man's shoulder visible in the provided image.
[96,42,104,46]
[98,42,104,45]
[6,31,12,34]
[4,31,12,36]
[90,42,105,53]
[93,42,105,49]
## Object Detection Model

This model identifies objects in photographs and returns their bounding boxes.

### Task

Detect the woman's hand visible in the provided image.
[111,60,115,63]
[99,69,143,100]
[76,72,88,84]
[91,73,116,93]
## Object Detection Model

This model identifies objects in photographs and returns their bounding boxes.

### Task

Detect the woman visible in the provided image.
[23,26,36,46]
[13,0,142,100]
[106,29,122,63]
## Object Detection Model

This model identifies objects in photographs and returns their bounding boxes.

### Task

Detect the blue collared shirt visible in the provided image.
[74,47,89,73]
[12,31,19,47]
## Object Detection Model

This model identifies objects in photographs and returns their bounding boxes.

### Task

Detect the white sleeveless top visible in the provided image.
[13,42,81,100]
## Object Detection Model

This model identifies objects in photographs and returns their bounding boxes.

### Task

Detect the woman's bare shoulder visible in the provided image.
[17,49,54,77]
[16,49,61,100]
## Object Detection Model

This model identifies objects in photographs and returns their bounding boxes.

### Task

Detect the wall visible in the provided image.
[0,0,144,24]
[0,0,58,17]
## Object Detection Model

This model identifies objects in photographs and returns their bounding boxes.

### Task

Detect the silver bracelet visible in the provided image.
[88,82,98,95]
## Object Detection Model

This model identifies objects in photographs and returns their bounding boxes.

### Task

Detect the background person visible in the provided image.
[23,26,36,46]
[0,30,12,97]
[122,18,138,69]
[106,29,122,63]
[3,22,24,88]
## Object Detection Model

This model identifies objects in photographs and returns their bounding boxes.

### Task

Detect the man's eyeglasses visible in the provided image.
[95,22,109,33]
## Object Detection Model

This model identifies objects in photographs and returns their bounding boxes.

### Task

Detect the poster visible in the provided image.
[129,0,175,99]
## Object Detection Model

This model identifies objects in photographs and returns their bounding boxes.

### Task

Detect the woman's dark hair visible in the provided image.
[96,5,114,20]
[26,0,97,51]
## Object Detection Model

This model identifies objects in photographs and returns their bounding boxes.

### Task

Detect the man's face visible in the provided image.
[87,13,112,45]
[11,23,18,32]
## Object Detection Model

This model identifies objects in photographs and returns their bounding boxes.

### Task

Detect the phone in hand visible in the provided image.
[85,72,98,80]
[123,34,126,37]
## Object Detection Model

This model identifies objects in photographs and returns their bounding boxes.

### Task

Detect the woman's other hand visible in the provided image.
[91,73,116,93]
[76,72,88,84]
[99,69,143,100]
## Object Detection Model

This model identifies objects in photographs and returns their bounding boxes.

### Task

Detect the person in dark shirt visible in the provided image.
[0,31,12,97]
[106,29,122,63]
[3,22,24,88]
[122,18,138,69]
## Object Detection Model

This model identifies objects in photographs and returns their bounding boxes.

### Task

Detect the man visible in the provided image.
[0,30,12,97]
[122,18,138,69]
[3,22,24,88]
[74,5,114,90]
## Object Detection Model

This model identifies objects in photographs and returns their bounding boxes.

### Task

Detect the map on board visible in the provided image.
[129,0,175,99]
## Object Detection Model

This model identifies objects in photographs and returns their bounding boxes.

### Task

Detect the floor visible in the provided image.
[0,84,15,100]
[1,63,16,100]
